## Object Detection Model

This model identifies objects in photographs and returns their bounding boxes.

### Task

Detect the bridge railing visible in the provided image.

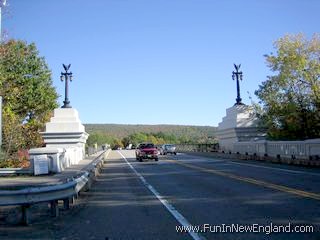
[176,140,320,166]
[87,144,109,156]
[176,143,219,153]
[234,139,320,160]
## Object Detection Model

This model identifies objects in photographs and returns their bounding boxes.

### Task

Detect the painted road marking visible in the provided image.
[183,153,320,177]
[181,153,320,176]
[167,159,320,201]
[117,151,206,240]
[229,161,320,176]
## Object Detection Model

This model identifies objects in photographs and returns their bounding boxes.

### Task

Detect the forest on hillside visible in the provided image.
[84,124,217,148]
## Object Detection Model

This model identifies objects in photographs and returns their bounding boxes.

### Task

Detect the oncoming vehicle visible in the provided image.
[160,144,177,155]
[135,143,159,162]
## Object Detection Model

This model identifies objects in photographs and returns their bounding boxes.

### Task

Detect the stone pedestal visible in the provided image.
[41,108,89,160]
[29,108,89,174]
[216,104,265,152]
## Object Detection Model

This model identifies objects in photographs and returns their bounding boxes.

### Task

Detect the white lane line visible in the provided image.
[117,151,206,240]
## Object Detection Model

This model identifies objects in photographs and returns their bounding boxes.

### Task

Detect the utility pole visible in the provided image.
[0,0,6,42]
[0,0,6,149]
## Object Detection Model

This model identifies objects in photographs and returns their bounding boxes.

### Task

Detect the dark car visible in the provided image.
[135,143,159,162]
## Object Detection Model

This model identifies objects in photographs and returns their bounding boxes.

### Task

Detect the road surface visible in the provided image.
[1,150,319,239]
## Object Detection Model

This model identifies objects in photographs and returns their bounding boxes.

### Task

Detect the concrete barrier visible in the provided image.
[234,139,320,160]
[177,141,320,167]
[29,146,87,175]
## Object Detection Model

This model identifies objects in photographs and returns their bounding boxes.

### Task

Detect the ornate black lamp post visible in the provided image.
[60,64,73,108]
[232,64,244,105]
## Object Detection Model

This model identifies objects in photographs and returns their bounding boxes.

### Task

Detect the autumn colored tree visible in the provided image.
[0,40,58,159]
[255,34,320,140]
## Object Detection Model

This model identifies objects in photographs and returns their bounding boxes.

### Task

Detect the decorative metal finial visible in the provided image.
[232,64,244,105]
[60,64,73,108]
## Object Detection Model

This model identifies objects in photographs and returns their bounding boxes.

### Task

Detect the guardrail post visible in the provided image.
[50,200,59,217]
[21,204,31,225]
[70,195,75,205]
[63,198,70,210]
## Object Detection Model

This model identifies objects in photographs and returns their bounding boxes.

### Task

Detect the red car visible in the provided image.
[135,143,159,162]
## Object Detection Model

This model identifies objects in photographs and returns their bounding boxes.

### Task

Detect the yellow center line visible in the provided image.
[166,159,320,201]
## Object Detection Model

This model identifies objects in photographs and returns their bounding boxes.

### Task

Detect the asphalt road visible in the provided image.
[1,150,319,239]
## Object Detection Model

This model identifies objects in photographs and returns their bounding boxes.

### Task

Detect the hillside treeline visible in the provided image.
[85,124,217,148]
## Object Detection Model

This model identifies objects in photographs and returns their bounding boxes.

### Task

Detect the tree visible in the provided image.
[121,137,130,148]
[86,132,115,147]
[0,40,58,158]
[112,138,123,149]
[255,34,320,140]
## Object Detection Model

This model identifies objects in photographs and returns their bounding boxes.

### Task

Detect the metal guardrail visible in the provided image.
[0,171,89,225]
[74,171,89,193]
[0,150,109,225]
[0,168,31,175]
[87,145,105,156]
[0,180,77,206]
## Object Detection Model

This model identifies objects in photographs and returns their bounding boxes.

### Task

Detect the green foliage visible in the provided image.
[85,124,217,149]
[85,124,217,144]
[126,132,163,146]
[0,40,58,159]
[255,34,320,140]
[112,138,123,149]
[86,132,115,146]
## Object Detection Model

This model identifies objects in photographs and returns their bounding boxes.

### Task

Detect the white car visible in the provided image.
[160,144,177,155]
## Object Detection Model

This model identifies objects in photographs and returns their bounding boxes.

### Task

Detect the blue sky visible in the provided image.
[2,0,319,126]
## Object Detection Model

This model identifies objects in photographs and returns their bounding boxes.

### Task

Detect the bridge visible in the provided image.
[1,148,319,239]
[0,65,319,240]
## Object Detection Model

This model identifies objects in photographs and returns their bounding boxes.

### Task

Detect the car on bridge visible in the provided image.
[135,143,159,162]
[159,144,177,155]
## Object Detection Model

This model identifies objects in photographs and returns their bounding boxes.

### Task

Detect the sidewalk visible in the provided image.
[0,151,106,189]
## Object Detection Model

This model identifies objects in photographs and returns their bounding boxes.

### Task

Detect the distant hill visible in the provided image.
[84,124,217,141]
